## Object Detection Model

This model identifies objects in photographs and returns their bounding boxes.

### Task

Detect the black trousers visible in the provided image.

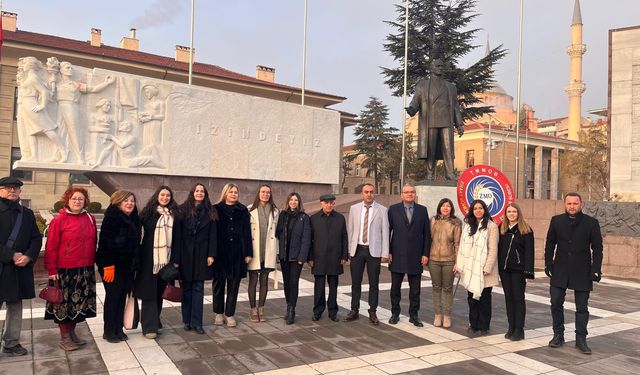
[499,271,526,331]
[102,271,133,337]
[313,275,339,317]
[390,272,421,317]
[550,285,590,337]
[467,287,493,331]
[281,261,303,307]
[213,277,241,316]
[140,276,167,334]
[350,246,381,313]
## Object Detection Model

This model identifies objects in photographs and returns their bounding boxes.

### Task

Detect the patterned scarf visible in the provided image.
[153,206,174,274]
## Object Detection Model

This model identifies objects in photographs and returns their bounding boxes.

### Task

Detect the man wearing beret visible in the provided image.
[308,194,348,322]
[0,176,42,356]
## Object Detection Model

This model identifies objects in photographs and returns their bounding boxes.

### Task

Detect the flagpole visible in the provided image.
[514,0,524,198]
[188,0,195,85]
[399,0,409,188]
[301,0,308,106]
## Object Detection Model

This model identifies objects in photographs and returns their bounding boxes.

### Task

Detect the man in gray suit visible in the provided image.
[344,183,389,325]
[406,59,464,180]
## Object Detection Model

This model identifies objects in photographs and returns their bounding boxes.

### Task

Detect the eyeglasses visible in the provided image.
[70,197,85,201]
[0,186,21,192]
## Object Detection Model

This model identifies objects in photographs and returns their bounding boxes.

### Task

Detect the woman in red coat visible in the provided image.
[44,187,97,351]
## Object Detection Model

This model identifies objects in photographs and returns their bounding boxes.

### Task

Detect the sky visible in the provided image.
[4,0,639,144]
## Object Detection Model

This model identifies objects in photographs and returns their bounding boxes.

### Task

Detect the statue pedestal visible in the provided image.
[415,184,458,215]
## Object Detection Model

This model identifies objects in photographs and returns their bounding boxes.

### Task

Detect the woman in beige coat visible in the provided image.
[456,199,498,336]
[428,198,462,328]
[247,184,279,322]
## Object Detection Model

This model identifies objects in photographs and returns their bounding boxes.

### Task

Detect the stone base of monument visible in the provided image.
[415,184,458,215]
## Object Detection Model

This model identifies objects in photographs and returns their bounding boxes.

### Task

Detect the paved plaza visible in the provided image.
[1,265,639,375]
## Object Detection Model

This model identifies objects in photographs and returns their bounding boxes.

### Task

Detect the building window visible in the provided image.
[547,159,552,181]
[69,173,91,185]
[10,148,33,181]
[355,164,361,177]
[466,150,475,168]
[343,187,349,194]
[20,199,31,208]
[13,87,19,121]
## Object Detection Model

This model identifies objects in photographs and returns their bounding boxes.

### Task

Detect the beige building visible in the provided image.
[0,12,354,209]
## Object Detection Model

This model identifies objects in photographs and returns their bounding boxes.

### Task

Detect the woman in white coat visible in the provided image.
[247,184,279,322]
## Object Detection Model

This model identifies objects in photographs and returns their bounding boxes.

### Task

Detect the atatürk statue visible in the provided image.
[406,59,464,181]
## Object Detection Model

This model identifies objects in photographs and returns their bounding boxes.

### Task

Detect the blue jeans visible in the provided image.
[181,280,204,328]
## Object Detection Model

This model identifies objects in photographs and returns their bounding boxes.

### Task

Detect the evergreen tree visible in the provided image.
[354,97,398,190]
[382,0,506,122]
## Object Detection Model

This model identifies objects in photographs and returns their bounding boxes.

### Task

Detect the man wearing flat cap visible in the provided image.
[308,194,348,321]
[0,176,42,356]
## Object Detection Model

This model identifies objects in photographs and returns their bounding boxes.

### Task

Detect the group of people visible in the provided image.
[0,176,603,357]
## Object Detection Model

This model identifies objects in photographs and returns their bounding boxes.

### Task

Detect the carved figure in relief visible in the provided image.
[17,57,68,162]
[138,85,165,148]
[91,121,136,168]
[56,61,115,164]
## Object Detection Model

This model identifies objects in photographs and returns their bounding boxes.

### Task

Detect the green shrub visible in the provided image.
[35,214,47,234]
[87,202,102,213]
[53,201,64,212]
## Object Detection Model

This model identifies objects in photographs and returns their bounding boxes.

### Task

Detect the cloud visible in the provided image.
[129,0,184,30]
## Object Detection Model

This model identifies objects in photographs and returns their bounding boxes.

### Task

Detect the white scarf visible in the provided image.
[458,223,489,300]
[153,206,173,274]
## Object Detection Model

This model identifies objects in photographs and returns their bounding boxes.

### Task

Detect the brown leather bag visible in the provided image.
[162,281,182,302]
[39,279,63,304]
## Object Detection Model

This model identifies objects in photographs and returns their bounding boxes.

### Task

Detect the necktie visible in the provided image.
[406,206,412,223]
[362,205,371,244]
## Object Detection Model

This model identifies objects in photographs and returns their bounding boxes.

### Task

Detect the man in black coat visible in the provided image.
[544,192,603,354]
[0,176,42,356]
[309,194,348,322]
[387,184,431,327]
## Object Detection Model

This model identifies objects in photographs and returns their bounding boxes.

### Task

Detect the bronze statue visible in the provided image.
[406,59,464,181]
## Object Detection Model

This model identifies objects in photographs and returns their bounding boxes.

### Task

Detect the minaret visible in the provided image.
[565,0,586,141]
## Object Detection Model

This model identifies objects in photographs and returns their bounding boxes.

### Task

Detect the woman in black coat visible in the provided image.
[498,203,534,341]
[213,183,252,328]
[171,183,217,334]
[96,190,141,343]
[134,185,179,339]
[275,192,311,325]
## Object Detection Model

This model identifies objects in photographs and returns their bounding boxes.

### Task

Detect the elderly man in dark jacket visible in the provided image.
[544,192,603,354]
[0,176,42,356]
[309,194,348,322]
[387,184,431,327]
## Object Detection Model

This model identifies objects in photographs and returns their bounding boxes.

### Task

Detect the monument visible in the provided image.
[14,57,342,200]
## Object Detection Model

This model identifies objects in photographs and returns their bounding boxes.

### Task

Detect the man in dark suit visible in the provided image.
[544,192,603,354]
[387,184,431,327]
[0,176,42,356]
[406,59,464,180]
[309,194,348,322]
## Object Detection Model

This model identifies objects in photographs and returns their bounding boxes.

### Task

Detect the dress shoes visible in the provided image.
[575,336,592,354]
[478,330,490,336]
[184,324,192,331]
[102,334,120,344]
[312,313,321,321]
[409,316,424,327]
[510,328,525,341]
[343,310,359,322]
[368,311,380,326]
[329,315,340,322]
[116,331,128,341]
[194,326,205,335]
[504,327,514,339]
[548,333,565,348]
[388,314,400,325]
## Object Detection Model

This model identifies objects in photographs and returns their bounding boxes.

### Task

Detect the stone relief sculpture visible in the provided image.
[54,60,115,164]
[91,121,136,168]
[17,57,68,162]
[583,201,640,237]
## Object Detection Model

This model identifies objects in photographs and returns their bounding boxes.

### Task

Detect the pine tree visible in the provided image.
[382,0,506,122]
[354,97,398,190]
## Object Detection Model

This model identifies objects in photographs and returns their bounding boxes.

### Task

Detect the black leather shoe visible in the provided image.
[102,334,120,344]
[117,331,128,341]
[1,344,27,356]
[467,326,478,335]
[548,333,565,348]
[409,316,424,327]
[388,314,400,324]
[478,330,490,336]
[343,310,359,322]
[510,328,525,341]
[575,336,592,354]
[184,324,192,331]
[368,311,380,326]
[286,306,295,325]
[312,314,321,321]
[194,326,205,335]
[504,328,514,339]
[329,315,339,322]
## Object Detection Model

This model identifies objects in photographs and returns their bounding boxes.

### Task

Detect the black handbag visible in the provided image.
[157,263,179,282]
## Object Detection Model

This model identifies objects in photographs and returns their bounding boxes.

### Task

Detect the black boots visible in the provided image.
[510,328,525,341]
[575,336,592,354]
[504,327,514,339]
[286,305,295,325]
[548,333,565,348]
